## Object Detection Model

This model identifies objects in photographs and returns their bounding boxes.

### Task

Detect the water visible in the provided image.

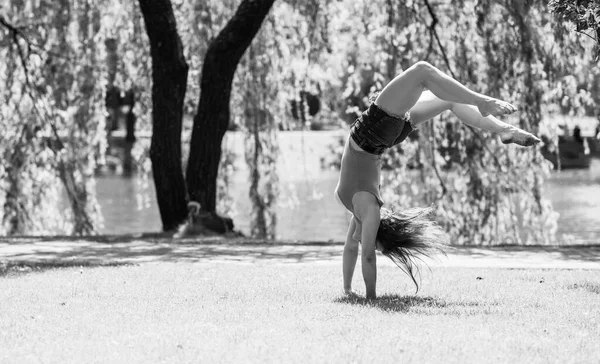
[98,131,351,242]
[546,159,600,244]
[97,132,600,244]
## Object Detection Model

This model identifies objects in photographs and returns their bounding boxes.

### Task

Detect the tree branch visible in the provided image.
[576,29,597,42]
[1,16,31,86]
[423,0,456,79]
[0,15,74,62]
[187,0,276,212]
[421,0,507,173]
[1,15,67,155]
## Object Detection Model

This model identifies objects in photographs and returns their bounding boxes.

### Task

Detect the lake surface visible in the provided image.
[97,132,600,245]
[545,158,600,245]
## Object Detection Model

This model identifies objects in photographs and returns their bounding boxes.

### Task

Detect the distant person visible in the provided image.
[105,86,122,131]
[573,125,584,145]
[564,125,586,158]
[123,89,137,143]
[335,61,541,299]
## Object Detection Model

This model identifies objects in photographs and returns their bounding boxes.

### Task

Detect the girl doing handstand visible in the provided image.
[335,61,540,299]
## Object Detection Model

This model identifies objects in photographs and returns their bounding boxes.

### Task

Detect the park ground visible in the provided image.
[1,236,599,363]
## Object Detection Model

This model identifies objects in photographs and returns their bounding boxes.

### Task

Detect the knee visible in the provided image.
[413,61,434,71]
[411,61,435,79]
[362,247,376,263]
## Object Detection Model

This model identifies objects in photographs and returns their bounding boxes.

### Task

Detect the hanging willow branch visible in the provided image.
[1,16,32,87]
[0,15,74,62]
[1,10,98,235]
[550,0,600,59]
[1,15,67,160]
[423,0,456,79]
[421,0,507,173]
[1,16,66,153]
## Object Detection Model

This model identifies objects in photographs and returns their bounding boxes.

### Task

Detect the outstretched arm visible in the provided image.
[352,192,381,300]
[360,210,379,300]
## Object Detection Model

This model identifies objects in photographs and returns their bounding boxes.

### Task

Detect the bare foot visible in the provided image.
[499,127,541,147]
[477,97,517,117]
[344,288,359,297]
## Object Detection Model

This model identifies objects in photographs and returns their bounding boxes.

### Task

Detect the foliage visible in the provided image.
[550,0,600,58]
[226,1,335,238]
[238,20,281,239]
[324,0,595,245]
[1,0,596,243]
[0,0,109,235]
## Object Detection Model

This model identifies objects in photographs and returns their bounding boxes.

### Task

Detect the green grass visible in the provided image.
[1,261,599,363]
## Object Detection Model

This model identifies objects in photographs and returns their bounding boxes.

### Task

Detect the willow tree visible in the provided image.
[185,0,276,224]
[138,0,190,231]
[326,0,593,245]
[0,0,106,235]
[133,0,277,233]
[431,0,561,245]
[239,32,280,239]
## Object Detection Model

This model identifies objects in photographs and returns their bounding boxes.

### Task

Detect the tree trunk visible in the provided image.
[139,0,189,231]
[186,0,276,213]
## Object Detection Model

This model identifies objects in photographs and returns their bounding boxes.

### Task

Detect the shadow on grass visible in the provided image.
[2,234,344,246]
[566,282,600,294]
[449,245,600,263]
[335,294,494,315]
[2,236,600,273]
[0,236,344,273]
[0,260,135,277]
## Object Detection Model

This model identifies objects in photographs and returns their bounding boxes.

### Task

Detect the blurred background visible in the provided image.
[1,0,599,245]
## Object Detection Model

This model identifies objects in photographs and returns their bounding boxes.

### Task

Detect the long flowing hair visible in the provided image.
[377,206,449,293]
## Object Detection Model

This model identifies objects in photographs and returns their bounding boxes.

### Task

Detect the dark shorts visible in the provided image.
[350,103,413,155]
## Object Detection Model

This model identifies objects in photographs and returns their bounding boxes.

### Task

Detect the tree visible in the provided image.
[326,0,596,245]
[138,0,189,231]
[186,0,276,218]
[137,0,276,233]
[0,0,594,243]
[0,1,105,235]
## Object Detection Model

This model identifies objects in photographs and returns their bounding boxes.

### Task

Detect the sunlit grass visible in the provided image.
[1,262,598,363]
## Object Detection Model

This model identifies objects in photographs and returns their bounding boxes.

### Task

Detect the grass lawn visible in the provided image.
[1,261,599,363]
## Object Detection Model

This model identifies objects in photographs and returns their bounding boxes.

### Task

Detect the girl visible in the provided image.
[335,61,540,299]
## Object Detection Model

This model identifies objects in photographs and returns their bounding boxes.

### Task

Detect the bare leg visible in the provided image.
[375,61,516,119]
[352,192,380,300]
[409,91,541,146]
[352,218,362,241]
[453,103,541,146]
[343,216,360,295]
